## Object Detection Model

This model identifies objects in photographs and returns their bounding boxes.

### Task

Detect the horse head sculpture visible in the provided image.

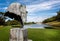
[4,2,27,28]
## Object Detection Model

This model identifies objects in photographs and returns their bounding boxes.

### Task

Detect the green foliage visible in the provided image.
[56,10,60,21]
[6,20,20,25]
[24,22,36,25]
[45,27,55,29]
[0,17,5,25]
[43,10,60,23]
[0,12,4,15]
[0,12,23,26]
[43,16,57,23]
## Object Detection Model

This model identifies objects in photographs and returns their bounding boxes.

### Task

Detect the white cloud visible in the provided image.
[4,7,7,10]
[27,16,47,22]
[26,0,60,13]
[26,0,60,22]
[27,13,57,22]
[27,13,36,16]
[0,7,7,12]
[0,7,7,10]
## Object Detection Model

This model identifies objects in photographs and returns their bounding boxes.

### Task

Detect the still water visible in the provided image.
[24,24,50,29]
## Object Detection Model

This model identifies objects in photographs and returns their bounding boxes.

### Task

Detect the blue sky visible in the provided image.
[0,0,60,22]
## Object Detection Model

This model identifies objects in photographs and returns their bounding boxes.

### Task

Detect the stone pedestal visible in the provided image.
[10,28,28,41]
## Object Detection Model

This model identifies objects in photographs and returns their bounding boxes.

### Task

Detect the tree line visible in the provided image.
[43,10,60,23]
[0,12,20,26]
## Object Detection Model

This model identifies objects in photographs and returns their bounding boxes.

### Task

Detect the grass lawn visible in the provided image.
[46,21,60,27]
[0,26,60,41]
[0,26,11,41]
[28,29,60,41]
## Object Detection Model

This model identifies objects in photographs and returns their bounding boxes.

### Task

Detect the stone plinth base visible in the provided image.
[10,28,28,41]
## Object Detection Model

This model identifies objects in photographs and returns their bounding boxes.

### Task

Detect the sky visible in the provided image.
[0,0,60,22]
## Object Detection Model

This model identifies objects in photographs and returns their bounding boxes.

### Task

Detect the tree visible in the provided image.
[56,10,60,21]
[42,10,60,23]
[42,16,57,23]
[6,20,20,25]
[0,12,5,25]
[0,17,5,25]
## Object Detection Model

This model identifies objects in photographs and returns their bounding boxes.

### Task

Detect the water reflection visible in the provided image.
[24,24,50,29]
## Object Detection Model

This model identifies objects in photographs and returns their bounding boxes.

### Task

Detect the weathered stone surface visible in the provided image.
[10,28,28,41]
[7,2,27,22]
